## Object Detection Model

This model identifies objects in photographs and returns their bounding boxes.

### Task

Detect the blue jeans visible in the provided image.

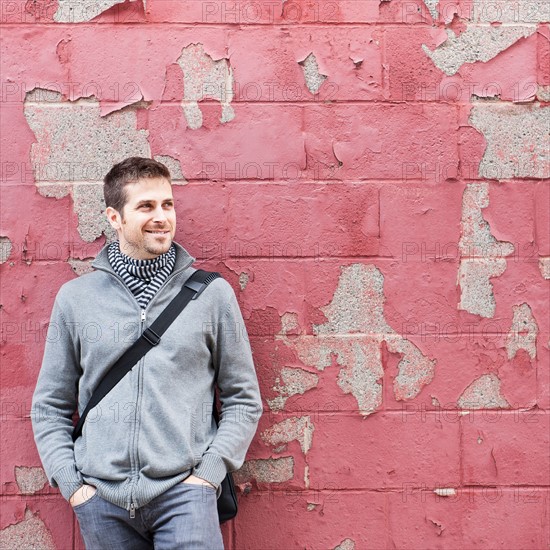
[72,482,224,550]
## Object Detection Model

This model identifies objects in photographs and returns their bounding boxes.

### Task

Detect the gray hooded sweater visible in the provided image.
[31,241,262,514]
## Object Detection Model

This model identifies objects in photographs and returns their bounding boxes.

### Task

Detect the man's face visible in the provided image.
[106,177,176,260]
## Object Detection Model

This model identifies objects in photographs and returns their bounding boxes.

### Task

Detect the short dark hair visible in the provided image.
[104,157,171,214]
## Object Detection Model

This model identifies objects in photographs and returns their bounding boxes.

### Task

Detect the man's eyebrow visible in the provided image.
[135,198,174,206]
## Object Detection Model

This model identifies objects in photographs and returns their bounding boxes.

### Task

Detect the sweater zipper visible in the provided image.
[129,308,146,519]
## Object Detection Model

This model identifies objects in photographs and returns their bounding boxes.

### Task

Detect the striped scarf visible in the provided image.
[107,241,176,309]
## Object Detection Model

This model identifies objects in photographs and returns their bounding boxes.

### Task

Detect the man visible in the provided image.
[31,157,262,549]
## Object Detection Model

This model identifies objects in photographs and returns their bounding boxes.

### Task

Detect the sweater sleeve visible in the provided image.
[192,285,263,490]
[30,294,84,502]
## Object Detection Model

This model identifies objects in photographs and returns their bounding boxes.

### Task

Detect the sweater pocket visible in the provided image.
[75,398,134,479]
[136,404,197,478]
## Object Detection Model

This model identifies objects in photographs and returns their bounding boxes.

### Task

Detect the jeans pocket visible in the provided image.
[71,490,100,511]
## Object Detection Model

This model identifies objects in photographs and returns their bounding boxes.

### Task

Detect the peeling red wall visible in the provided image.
[1,1,549,549]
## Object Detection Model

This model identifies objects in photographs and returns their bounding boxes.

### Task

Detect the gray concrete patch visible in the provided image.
[457,373,510,409]
[268,367,319,411]
[177,44,234,130]
[233,457,294,484]
[0,508,56,550]
[154,155,186,183]
[299,53,328,95]
[507,303,538,359]
[0,236,12,263]
[422,26,536,76]
[261,416,314,454]
[470,102,550,179]
[54,0,145,23]
[457,258,507,318]
[14,467,48,495]
[72,183,116,243]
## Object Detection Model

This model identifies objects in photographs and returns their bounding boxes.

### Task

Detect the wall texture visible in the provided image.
[1,0,549,548]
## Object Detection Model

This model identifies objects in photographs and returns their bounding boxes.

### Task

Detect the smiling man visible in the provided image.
[31,157,262,549]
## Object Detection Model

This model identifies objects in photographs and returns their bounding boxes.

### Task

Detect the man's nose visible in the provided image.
[152,206,168,222]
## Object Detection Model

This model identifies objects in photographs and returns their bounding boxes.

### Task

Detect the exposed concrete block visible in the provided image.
[176,44,234,130]
[457,373,510,409]
[422,26,536,76]
[469,102,550,179]
[24,89,150,185]
[0,236,12,263]
[267,367,319,411]
[278,264,436,414]
[314,264,387,335]
[459,183,515,258]
[24,88,150,242]
[334,539,355,550]
[239,272,249,291]
[537,86,550,102]
[54,0,144,23]
[153,155,185,183]
[0,508,55,550]
[539,258,550,279]
[422,0,439,20]
[472,0,550,23]
[14,466,48,495]
[507,303,538,359]
[34,183,71,199]
[457,183,514,318]
[299,53,328,95]
[72,183,116,243]
[233,457,294,484]
[457,258,507,318]
[68,258,95,276]
[261,416,314,455]
[385,335,438,400]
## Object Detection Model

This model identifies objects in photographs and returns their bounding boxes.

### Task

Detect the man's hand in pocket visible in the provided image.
[182,474,216,490]
[69,484,97,507]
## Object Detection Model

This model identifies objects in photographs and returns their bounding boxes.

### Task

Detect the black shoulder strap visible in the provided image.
[72,269,221,442]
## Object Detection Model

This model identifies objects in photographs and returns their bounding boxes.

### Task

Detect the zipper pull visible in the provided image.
[130,502,135,519]
[140,310,146,323]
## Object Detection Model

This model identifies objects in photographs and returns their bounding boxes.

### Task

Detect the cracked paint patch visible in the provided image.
[458,373,510,409]
[177,44,234,130]
[299,53,328,95]
[267,367,319,411]
[507,303,538,359]
[0,237,12,263]
[278,264,435,414]
[153,155,185,182]
[234,457,294,484]
[334,539,355,550]
[14,467,48,495]
[0,508,55,550]
[422,26,536,76]
[457,183,514,318]
[261,416,314,454]
[469,102,550,180]
[54,0,144,22]
[539,258,550,279]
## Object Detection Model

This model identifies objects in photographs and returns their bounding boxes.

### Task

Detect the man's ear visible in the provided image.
[106,206,123,231]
